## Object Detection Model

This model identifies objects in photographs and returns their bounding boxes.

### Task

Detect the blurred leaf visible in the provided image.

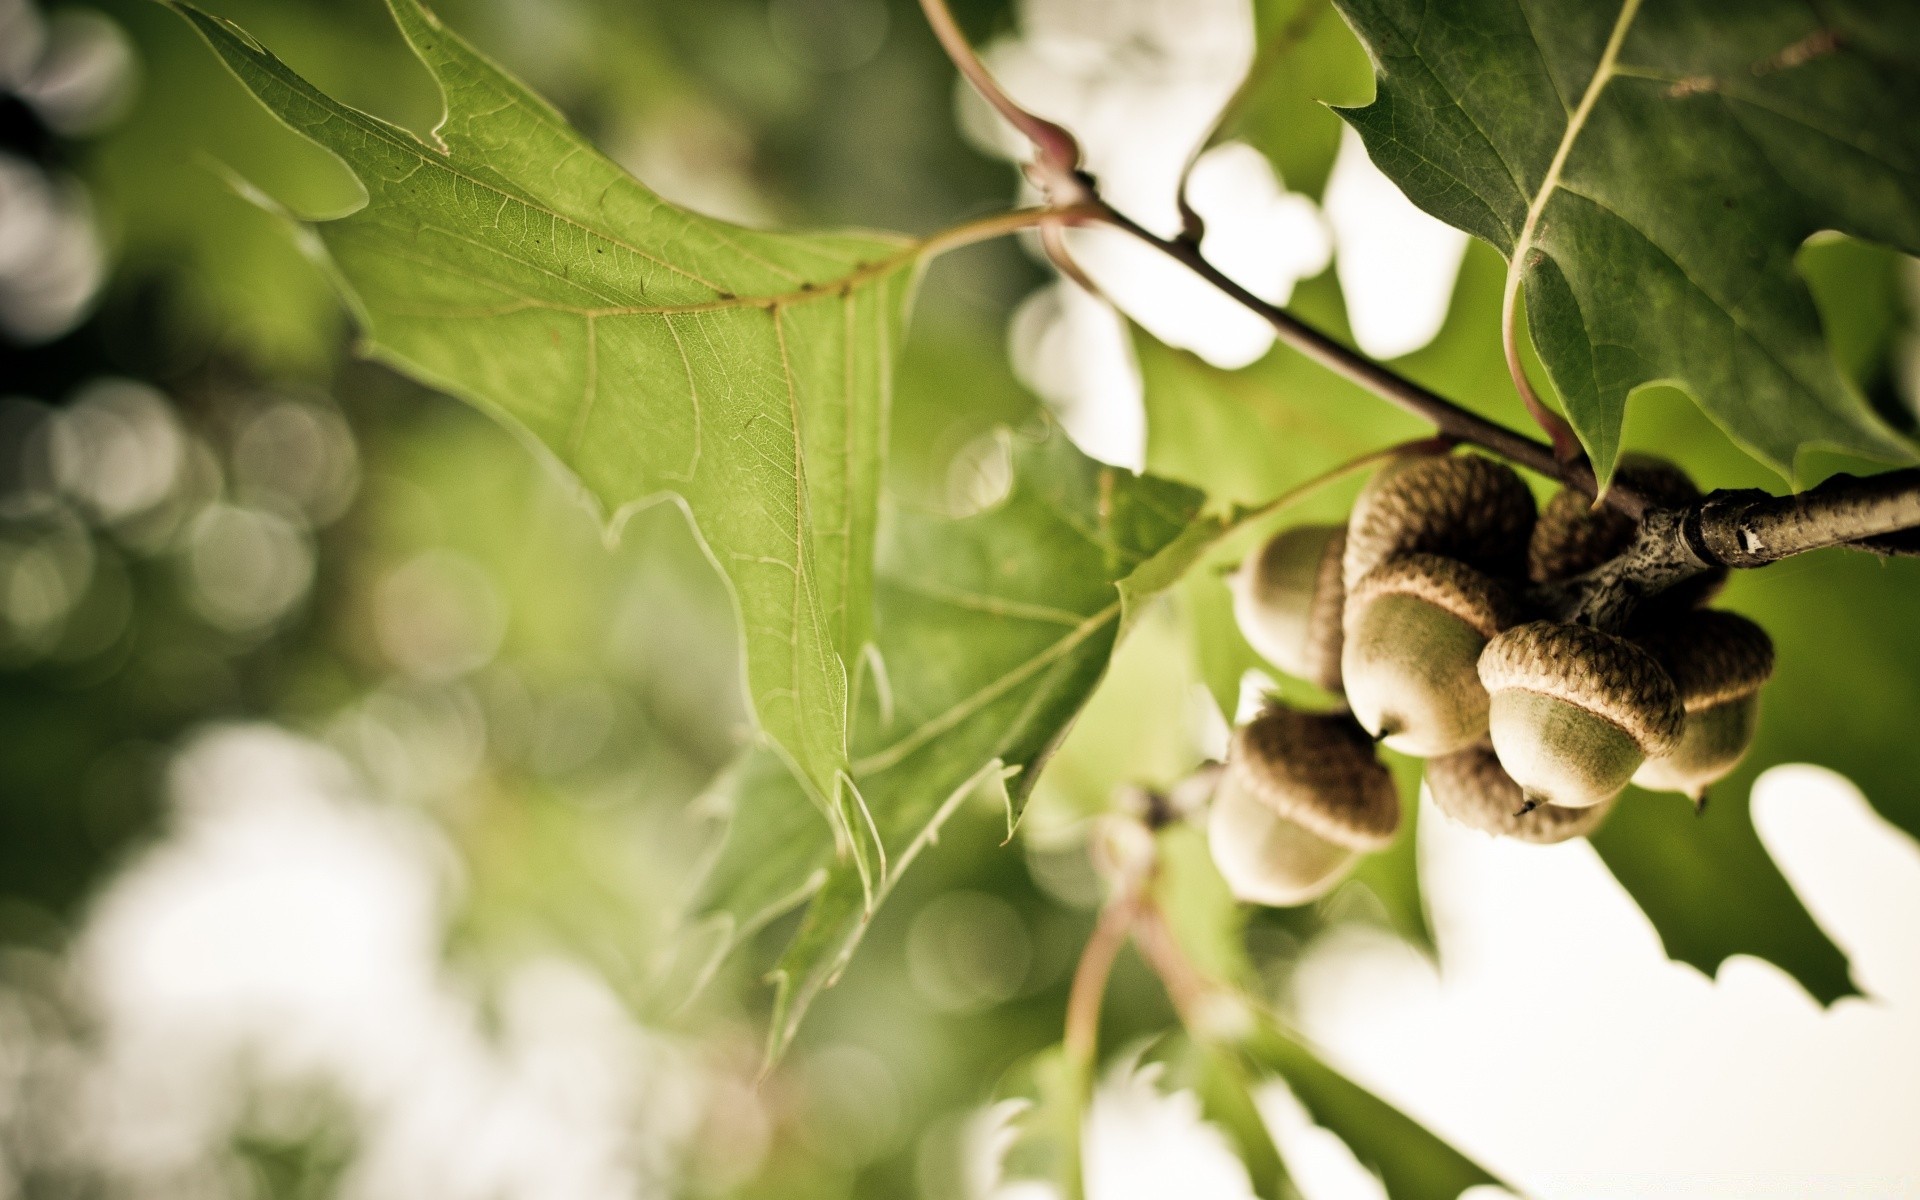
[698,428,1210,1060]
[1151,828,1500,1198]
[1332,0,1920,481]
[1591,544,1920,1005]
[1190,1047,1292,1200]
[175,0,917,823]
[996,1043,1090,1196]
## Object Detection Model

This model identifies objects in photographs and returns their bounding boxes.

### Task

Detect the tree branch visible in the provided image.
[1551,469,1920,627]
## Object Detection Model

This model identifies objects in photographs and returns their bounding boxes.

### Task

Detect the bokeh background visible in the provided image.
[2,0,1918,1196]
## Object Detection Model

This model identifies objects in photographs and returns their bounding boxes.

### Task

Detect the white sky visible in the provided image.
[1290,764,1920,1199]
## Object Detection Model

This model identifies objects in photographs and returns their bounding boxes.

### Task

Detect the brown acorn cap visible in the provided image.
[1529,455,1700,584]
[1529,456,1728,606]
[1228,705,1400,850]
[1478,621,1684,755]
[1344,453,1537,588]
[1633,610,1774,711]
[1344,553,1521,640]
[1301,526,1347,691]
[1426,742,1616,844]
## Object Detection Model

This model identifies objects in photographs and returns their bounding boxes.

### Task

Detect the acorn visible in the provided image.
[1478,621,1684,809]
[1425,741,1615,843]
[1631,610,1774,805]
[1529,454,1726,606]
[1342,553,1520,756]
[1344,452,1537,589]
[1207,704,1400,906]
[1229,524,1346,690]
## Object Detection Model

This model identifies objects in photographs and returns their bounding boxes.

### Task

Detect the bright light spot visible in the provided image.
[62,725,707,1198]
[374,549,508,683]
[48,379,185,523]
[331,683,488,805]
[0,503,92,658]
[0,153,103,342]
[1323,126,1469,360]
[793,1044,904,1167]
[231,395,359,525]
[1008,282,1144,469]
[907,890,1034,1013]
[0,0,47,90]
[17,8,136,135]
[183,503,314,632]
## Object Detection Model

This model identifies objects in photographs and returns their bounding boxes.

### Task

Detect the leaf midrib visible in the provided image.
[1506,0,1645,272]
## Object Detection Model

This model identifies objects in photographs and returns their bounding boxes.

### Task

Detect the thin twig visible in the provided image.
[1173,0,1331,243]
[917,203,1102,260]
[915,0,1090,204]
[1059,881,1146,1200]
[1085,200,1644,515]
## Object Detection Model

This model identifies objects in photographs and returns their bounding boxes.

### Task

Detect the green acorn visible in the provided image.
[1343,452,1537,590]
[1207,704,1400,906]
[1342,554,1520,756]
[1478,621,1684,809]
[1632,610,1774,805]
[1425,741,1616,843]
[1229,524,1347,691]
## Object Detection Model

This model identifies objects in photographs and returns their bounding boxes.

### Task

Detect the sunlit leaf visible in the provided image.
[174,0,917,821]
[697,428,1211,1059]
[1332,0,1920,480]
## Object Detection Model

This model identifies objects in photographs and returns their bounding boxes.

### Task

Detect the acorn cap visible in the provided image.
[1228,705,1400,850]
[1478,621,1684,755]
[1344,453,1537,588]
[1529,455,1701,584]
[1344,553,1520,639]
[1634,610,1774,711]
[1425,742,1616,844]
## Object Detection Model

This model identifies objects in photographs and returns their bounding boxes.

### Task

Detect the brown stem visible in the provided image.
[1064,886,1143,1074]
[1129,900,1217,1028]
[915,0,1091,205]
[1058,880,1146,1200]
[1085,200,1644,516]
[1500,272,1584,461]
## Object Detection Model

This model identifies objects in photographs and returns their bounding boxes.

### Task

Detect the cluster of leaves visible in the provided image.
[174,0,1920,1188]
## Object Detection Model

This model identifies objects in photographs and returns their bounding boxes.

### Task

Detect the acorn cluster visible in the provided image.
[1212,451,1774,906]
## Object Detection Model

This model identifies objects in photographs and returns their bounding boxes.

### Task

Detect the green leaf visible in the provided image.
[173,0,918,818]
[1332,0,1920,481]
[1242,1024,1499,1200]
[698,428,1210,1060]
[1226,0,1376,199]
